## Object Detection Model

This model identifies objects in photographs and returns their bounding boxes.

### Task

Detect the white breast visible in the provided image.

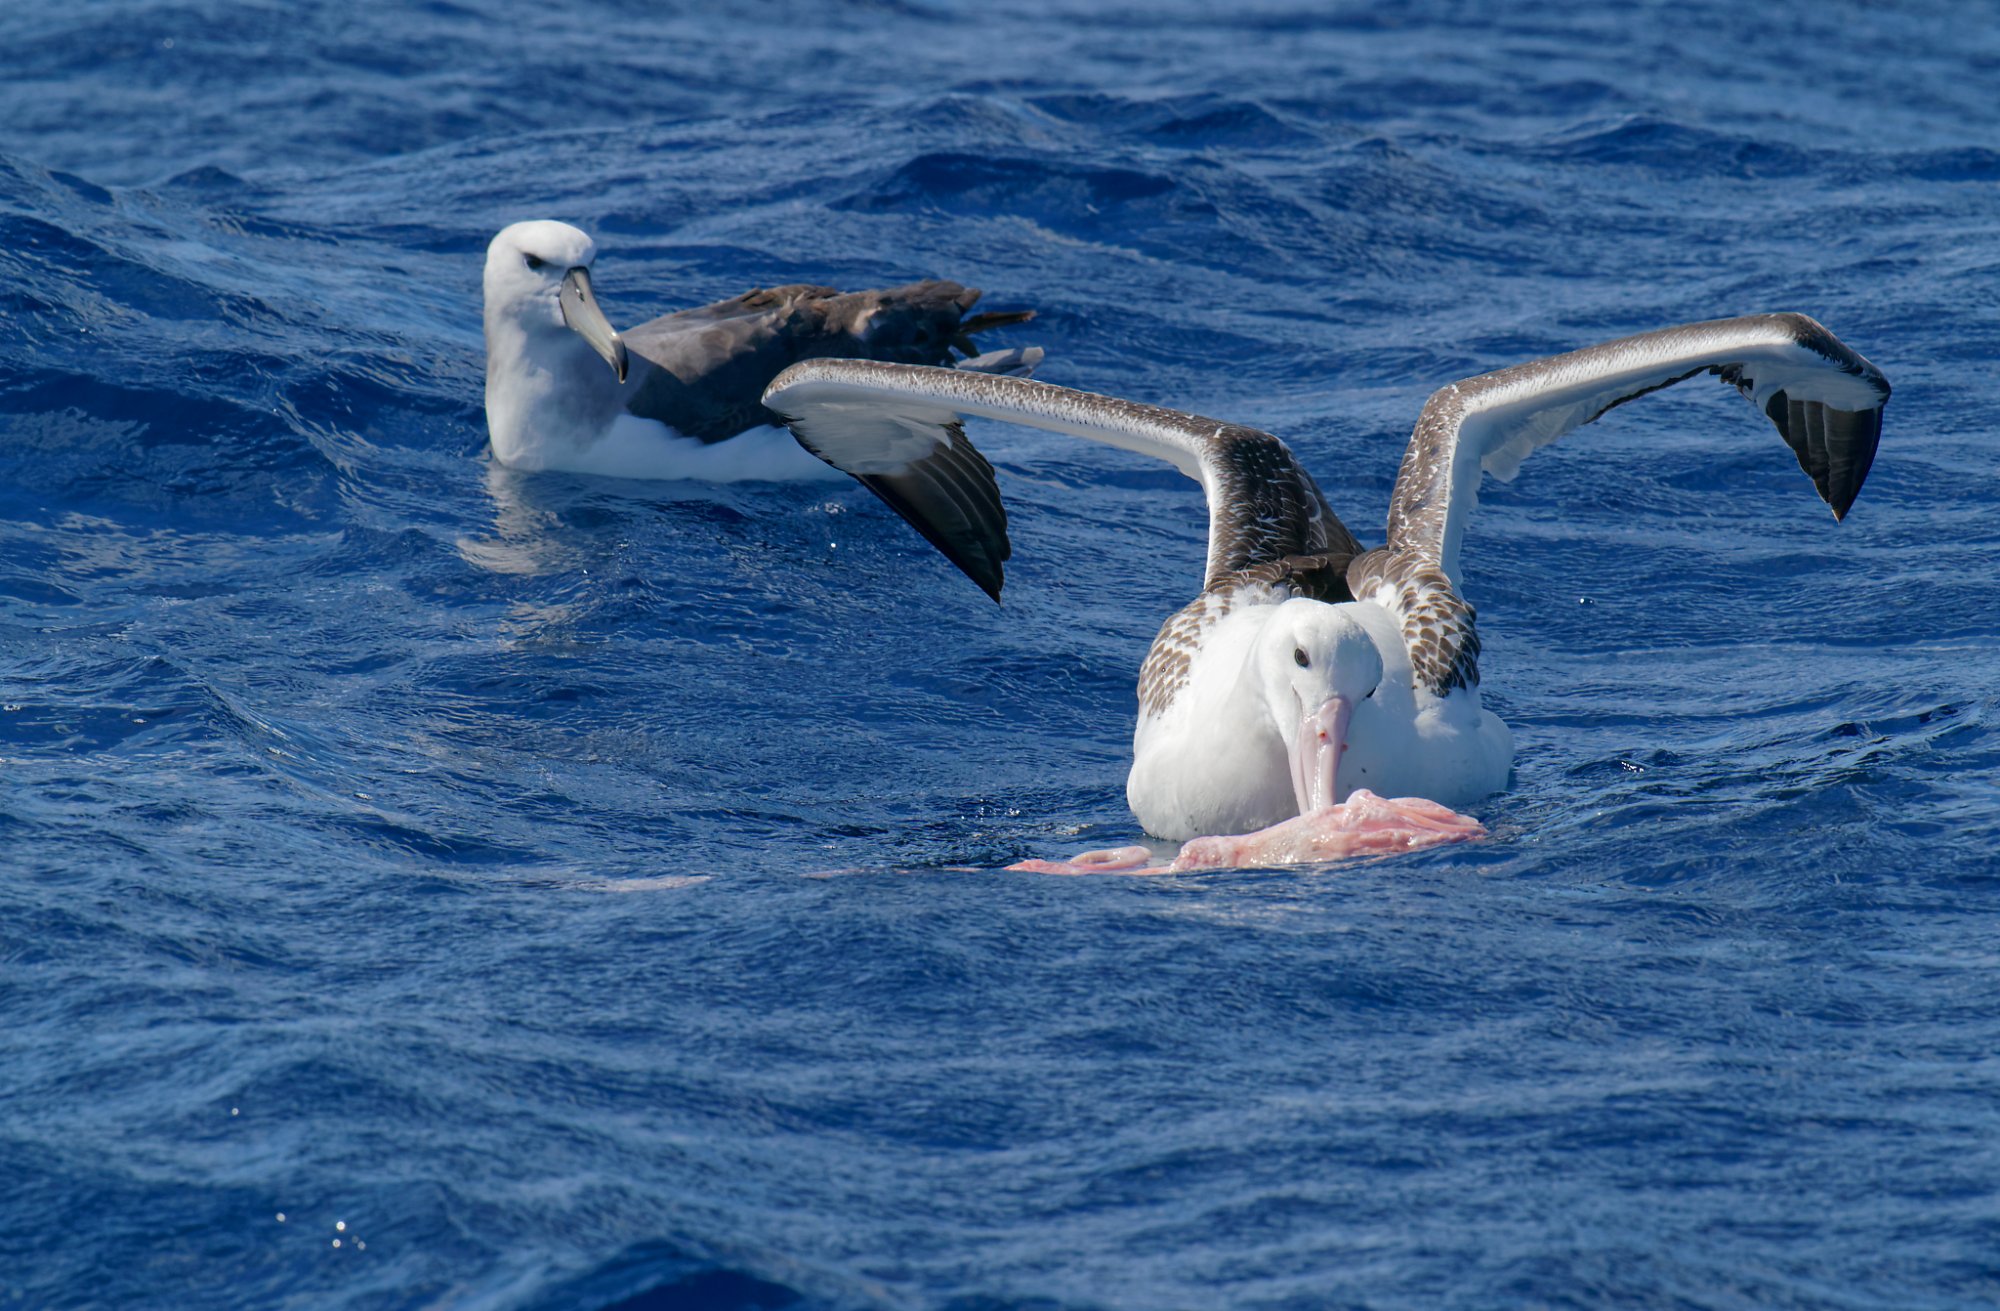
[1125,600,1511,841]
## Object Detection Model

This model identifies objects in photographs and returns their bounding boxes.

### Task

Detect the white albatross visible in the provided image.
[482,220,1038,483]
[761,313,1891,870]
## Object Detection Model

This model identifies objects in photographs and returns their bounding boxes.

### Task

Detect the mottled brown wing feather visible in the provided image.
[1197,427,1361,591]
[1375,313,1889,697]
[1123,432,1363,715]
[1345,548,1480,694]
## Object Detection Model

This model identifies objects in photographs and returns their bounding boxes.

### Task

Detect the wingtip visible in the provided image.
[1821,478,1858,522]
[966,558,1006,603]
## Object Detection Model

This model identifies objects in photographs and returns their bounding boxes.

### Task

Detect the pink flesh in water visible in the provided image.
[1008,845,1161,876]
[1007,789,1486,876]
[1170,789,1484,869]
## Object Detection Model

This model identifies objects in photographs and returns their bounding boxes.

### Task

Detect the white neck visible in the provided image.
[483,308,629,471]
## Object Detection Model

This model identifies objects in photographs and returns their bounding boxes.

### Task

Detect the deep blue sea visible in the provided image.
[4,2,1999,1307]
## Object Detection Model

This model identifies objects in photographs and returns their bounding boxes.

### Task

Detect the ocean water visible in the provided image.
[3,2,1999,1307]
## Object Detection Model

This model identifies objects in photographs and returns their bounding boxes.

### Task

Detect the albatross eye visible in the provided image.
[1293,647,1309,668]
[523,254,547,271]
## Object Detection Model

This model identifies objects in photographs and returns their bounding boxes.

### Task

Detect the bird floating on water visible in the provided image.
[481,220,1038,482]
[763,313,1890,870]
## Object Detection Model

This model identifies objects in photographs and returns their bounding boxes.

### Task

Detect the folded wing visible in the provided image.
[623,281,1030,445]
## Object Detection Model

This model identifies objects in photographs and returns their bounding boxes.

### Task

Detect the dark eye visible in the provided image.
[1293,647,1309,668]
[523,254,546,271]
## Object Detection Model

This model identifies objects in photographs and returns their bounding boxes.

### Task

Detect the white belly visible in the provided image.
[1124,601,1513,841]
[501,415,850,483]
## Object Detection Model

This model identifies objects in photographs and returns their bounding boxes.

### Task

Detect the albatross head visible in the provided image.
[1258,599,1383,816]
[483,220,627,382]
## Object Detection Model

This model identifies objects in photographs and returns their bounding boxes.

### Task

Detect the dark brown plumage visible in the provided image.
[621,281,1030,444]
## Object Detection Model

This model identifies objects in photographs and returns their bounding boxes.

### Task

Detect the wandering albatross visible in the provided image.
[761,313,1890,870]
[482,220,1038,482]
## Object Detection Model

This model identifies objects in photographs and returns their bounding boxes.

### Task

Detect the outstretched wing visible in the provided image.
[762,360,1360,601]
[1354,312,1891,695]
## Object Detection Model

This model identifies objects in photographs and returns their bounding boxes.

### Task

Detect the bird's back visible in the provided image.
[622,281,1003,443]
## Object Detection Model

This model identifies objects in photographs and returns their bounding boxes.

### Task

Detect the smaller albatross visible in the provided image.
[482,220,1038,482]
[762,313,1890,870]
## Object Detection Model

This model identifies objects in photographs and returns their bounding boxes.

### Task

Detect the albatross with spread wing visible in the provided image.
[762,314,1889,870]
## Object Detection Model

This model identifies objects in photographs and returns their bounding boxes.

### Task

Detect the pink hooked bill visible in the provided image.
[1289,695,1353,816]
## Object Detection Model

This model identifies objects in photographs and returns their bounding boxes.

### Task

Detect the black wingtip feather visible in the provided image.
[775,398,1013,601]
[860,468,1008,601]
[1823,404,1881,521]
[848,431,1012,602]
[1766,392,1883,522]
